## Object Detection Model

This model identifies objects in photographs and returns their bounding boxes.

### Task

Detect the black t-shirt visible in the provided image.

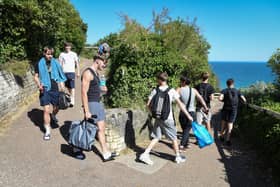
[221,88,241,110]
[195,83,215,108]
[35,61,59,91]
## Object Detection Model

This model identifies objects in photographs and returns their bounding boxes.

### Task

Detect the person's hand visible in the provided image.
[203,107,209,114]
[38,84,44,92]
[188,115,194,122]
[100,86,108,93]
[84,111,92,120]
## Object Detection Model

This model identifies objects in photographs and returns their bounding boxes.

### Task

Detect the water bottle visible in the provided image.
[100,75,106,95]
[100,75,106,87]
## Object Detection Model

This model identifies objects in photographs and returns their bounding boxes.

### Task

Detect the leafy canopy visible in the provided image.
[0,0,87,65]
[96,9,217,108]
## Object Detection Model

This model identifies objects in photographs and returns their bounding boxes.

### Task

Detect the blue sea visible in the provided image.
[209,61,275,89]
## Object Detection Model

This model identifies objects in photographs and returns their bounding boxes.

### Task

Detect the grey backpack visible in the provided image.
[68,118,98,151]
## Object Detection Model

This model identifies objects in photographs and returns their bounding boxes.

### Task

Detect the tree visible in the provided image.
[0,0,87,65]
[268,48,280,87]
[97,9,217,108]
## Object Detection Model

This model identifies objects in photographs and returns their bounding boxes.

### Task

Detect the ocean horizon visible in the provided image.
[209,61,275,89]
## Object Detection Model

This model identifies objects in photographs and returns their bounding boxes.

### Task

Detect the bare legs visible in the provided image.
[220,120,233,143]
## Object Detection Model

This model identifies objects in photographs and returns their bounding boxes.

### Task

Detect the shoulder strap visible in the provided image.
[186,87,192,111]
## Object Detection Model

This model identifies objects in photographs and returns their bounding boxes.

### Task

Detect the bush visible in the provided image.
[236,107,280,183]
[98,10,217,108]
[0,0,87,65]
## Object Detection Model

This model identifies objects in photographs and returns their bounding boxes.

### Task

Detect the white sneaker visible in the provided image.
[139,153,154,165]
[175,155,186,164]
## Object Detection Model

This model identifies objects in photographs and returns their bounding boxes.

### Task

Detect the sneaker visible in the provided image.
[102,152,116,162]
[226,141,232,146]
[139,153,154,165]
[43,133,50,141]
[175,155,186,164]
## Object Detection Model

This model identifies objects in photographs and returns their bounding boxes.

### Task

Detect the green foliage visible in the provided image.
[0,60,30,77]
[98,10,217,108]
[268,48,280,87]
[236,107,280,183]
[0,0,87,65]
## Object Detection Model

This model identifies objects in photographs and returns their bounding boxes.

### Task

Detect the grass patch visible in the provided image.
[0,60,30,77]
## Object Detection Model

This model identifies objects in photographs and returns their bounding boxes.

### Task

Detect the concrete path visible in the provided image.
[0,59,274,187]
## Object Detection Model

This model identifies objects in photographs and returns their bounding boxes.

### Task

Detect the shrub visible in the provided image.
[97,10,218,108]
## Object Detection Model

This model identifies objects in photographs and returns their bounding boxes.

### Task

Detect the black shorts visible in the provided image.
[64,72,75,89]
[221,109,237,123]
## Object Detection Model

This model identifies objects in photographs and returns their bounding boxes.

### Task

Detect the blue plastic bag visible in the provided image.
[192,121,214,148]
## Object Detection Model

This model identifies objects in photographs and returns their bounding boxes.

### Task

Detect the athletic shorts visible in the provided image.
[39,90,59,106]
[88,102,105,122]
[196,109,212,124]
[151,119,177,141]
[64,72,75,89]
[221,109,237,123]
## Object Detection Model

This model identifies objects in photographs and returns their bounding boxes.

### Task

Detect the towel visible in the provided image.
[38,57,66,91]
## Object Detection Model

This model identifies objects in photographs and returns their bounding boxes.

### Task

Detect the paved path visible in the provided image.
[0,59,274,187]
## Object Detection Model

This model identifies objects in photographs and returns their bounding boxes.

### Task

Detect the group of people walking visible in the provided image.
[34,42,246,164]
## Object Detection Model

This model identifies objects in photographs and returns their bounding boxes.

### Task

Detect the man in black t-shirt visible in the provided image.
[219,79,246,146]
[195,72,215,131]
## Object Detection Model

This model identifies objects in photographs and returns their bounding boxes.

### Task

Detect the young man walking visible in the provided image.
[75,54,115,161]
[219,79,246,146]
[59,42,80,107]
[177,76,208,151]
[195,72,215,131]
[34,47,66,140]
[139,72,194,165]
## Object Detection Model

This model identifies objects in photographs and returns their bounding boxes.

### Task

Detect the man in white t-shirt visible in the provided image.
[139,72,194,165]
[59,42,80,106]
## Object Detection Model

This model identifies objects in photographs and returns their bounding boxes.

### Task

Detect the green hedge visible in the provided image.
[236,106,280,183]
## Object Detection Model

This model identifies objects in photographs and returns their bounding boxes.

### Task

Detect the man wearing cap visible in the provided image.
[59,42,80,107]
[72,53,116,161]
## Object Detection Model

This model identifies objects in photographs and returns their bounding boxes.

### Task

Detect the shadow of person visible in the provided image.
[27,108,45,133]
[59,120,72,142]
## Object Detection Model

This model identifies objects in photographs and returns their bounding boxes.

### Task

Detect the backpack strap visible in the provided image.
[186,87,192,111]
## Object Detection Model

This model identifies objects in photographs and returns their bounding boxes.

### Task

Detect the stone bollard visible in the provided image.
[105,108,151,154]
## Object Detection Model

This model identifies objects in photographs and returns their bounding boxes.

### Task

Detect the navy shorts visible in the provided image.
[65,72,75,89]
[39,90,59,106]
[221,109,237,123]
[88,102,106,122]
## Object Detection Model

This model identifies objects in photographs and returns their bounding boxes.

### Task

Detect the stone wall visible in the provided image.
[105,108,152,153]
[0,70,37,118]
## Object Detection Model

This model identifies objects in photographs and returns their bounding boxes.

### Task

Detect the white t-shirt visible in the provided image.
[59,51,78,73]
[148,85,180,120]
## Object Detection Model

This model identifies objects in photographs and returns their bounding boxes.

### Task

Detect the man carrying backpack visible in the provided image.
[219,79,246,146]
[139,72,194,165]
[195,72,215,132]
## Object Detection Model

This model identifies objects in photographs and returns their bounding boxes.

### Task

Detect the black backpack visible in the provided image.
[224,88,239,110]
[150,87,171,120]
[58,92,71,110]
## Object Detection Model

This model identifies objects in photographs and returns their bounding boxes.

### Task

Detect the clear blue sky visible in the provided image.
[70,0,280,62]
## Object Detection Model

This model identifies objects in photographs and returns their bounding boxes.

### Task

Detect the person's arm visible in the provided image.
[219,94,224,102]
[34,73,43,91]
[81,70,93,119]
[194,88,208,110]
[175,98,193,121]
